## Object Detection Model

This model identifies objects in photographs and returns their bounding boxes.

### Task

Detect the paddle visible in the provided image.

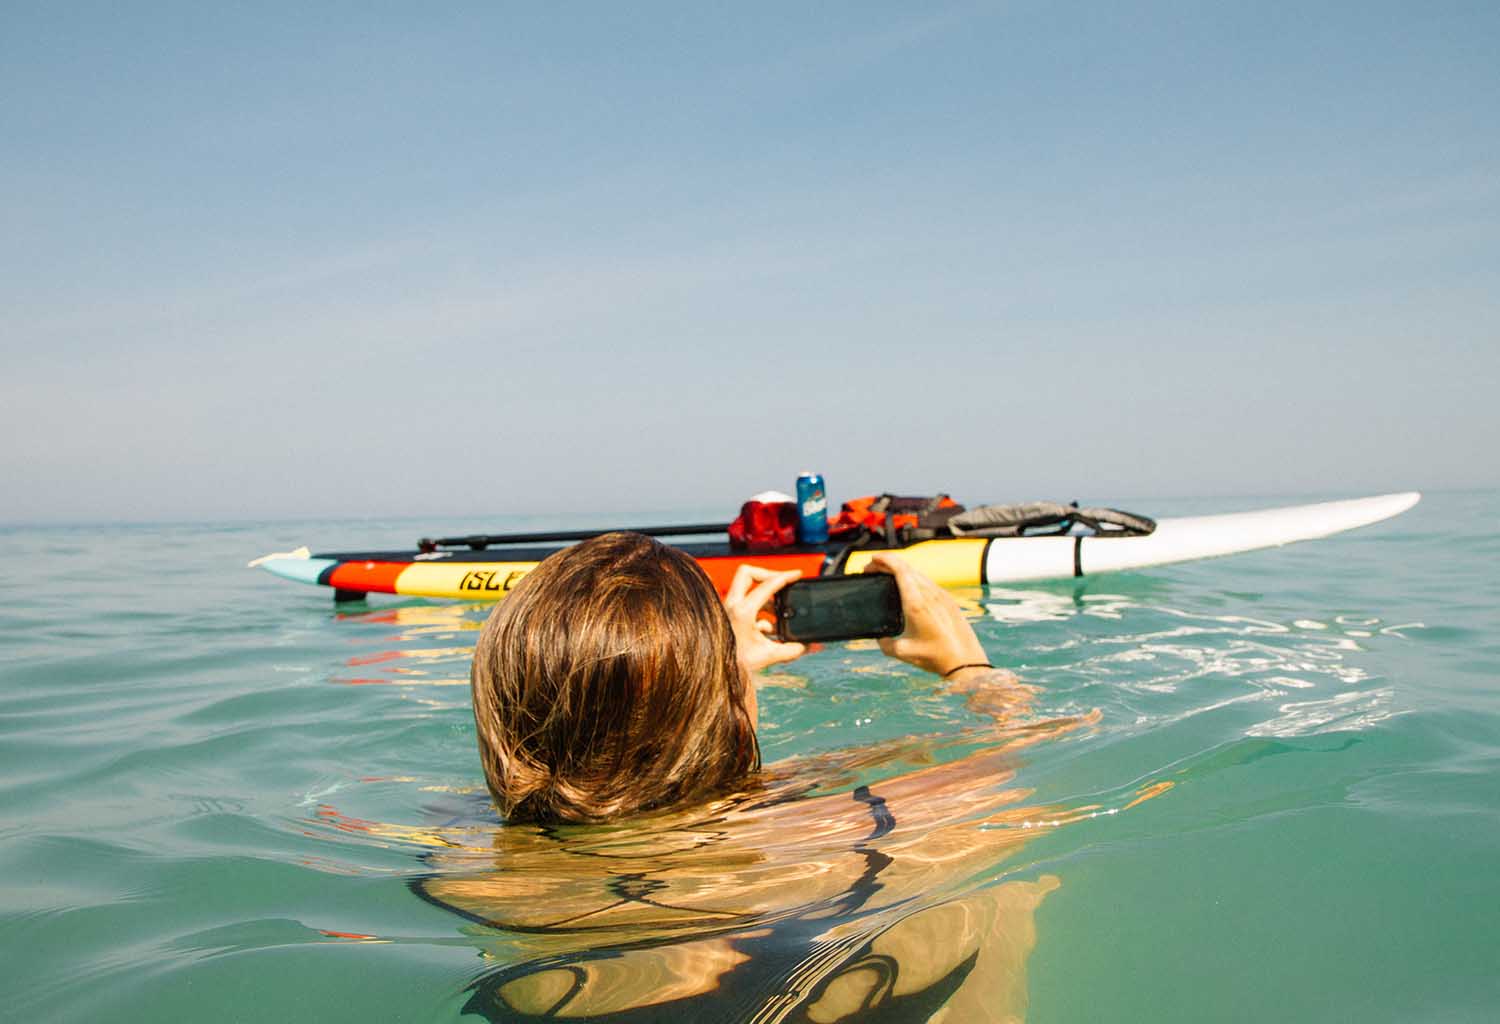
[418,523,730,553]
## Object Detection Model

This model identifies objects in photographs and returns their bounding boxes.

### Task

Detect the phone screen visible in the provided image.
[774,574,904,644]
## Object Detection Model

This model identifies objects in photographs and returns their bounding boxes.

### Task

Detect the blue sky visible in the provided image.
[3,2,1497,521]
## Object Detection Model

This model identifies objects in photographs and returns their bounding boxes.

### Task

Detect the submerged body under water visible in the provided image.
[2,492,1498,1022]
[413,711,1110,1023]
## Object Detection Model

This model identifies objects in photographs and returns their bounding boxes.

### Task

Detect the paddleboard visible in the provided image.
[251,492,1419,601]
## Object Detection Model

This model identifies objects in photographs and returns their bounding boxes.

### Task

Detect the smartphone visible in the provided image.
[773,574,904,644]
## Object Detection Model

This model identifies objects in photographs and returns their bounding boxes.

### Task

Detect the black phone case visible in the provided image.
[773,575,905,644]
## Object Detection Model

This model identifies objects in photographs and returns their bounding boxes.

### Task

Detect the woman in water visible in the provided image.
[469,530,1005,824]
[433,531,1107,1021]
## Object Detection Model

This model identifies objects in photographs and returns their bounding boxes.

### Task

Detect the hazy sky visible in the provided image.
[3,2,1496,522]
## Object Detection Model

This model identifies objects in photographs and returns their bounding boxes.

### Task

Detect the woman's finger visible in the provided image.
[864,552,916,575]
[726,563,784,604]
[743,568,802,614]
[763,640,807,666]
[725,564,753,603]
[726,563,779,601]
[863,553,922,600]
[879,634,912,660]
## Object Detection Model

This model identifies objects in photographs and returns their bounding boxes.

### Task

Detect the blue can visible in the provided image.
[796,472,829,544]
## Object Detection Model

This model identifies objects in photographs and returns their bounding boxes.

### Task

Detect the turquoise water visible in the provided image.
[3,492,1497,1021]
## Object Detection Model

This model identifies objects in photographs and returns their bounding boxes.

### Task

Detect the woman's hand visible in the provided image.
[723,565,808,676]
[862,553,989,678]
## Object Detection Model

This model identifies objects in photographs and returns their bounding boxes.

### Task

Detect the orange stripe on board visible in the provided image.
[696,553,828,595]
[326,561,409,594]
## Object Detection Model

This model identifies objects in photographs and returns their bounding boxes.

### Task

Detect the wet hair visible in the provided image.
[471,532,760,823]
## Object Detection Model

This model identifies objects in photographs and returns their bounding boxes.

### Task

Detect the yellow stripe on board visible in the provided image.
[842,538,987,587]
[393,562,540,600]
[382,541,985,600]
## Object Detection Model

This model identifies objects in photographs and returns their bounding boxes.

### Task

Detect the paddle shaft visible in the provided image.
[419,522,731,552]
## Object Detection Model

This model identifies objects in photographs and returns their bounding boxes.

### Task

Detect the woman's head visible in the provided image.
[471,532,760,823]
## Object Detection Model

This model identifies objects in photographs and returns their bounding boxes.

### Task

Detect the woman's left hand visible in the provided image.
[723,565,808,675]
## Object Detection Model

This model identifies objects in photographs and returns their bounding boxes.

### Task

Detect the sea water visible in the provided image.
[1,491,1497,1022]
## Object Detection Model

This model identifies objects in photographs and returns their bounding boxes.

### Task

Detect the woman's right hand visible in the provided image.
[862,553,990,678]
[723,564,808,676]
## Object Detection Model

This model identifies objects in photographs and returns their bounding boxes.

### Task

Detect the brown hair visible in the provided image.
[471,532,760,823]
